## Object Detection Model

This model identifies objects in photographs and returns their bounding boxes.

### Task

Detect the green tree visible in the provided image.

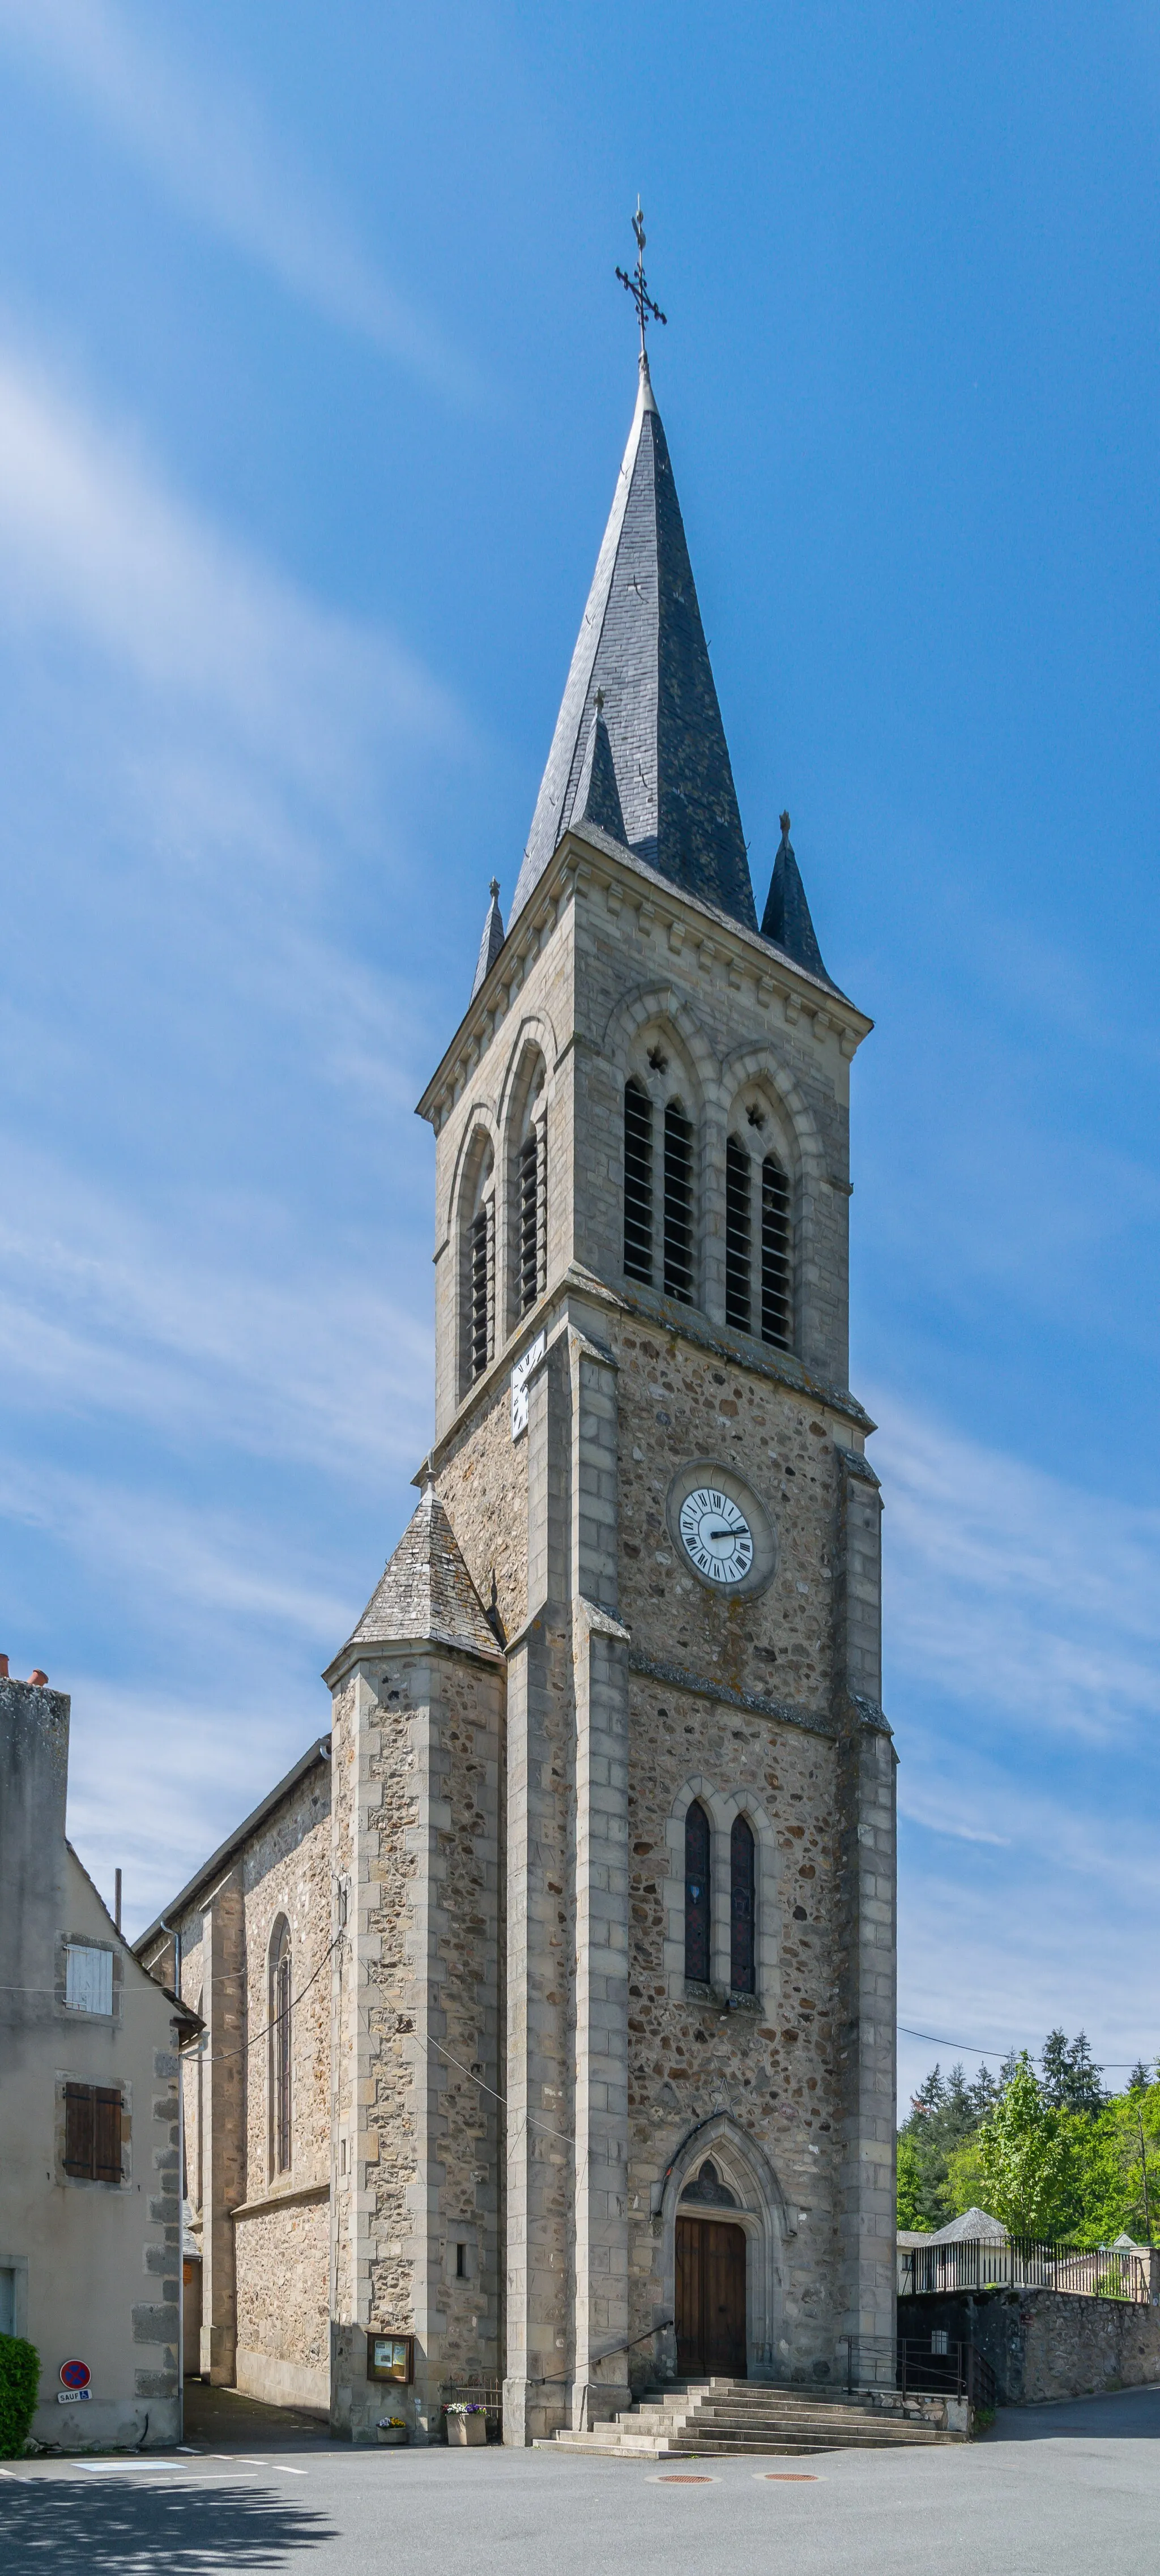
[896,2060,997,2232]
[974,2054,1088,2239]
[1040,2028,1106,2117]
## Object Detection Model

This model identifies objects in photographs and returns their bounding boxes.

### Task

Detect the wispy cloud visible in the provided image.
[877,1392,1160,2102]
[876,1391,1160,1747]
[0,339,463,805]
[0,0,479,400]
[0,1146,432,1481]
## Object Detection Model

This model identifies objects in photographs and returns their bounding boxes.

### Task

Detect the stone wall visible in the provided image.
[899,2288,1160,2406]
[328,1640,504,2443]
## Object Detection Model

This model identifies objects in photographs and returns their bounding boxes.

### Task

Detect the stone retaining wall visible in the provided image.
[899,2287,1160,2405]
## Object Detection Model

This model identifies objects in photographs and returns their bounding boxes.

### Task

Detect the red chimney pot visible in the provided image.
[0,1654,8,1679]
[28,1669,48,1686]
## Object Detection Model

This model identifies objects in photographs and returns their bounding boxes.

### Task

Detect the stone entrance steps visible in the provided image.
[548,2375,960,2458]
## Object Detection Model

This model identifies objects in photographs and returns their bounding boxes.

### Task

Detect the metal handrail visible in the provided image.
[842,2335,997,2411]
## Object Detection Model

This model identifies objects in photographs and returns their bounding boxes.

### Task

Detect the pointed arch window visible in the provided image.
[684,1799,711,1984]
[724,1136,751,1330]
[460,1140,496,1393]
[623,1080,653,1282]
[270,1919,292,2176]
[721,1114,794,1351]
[663,1101,694,1303]
[760,1155,791,1350]
[730,1814,756,1995]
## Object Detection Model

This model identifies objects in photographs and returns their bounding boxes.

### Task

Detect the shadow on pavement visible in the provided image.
[184,2379,336,2451]
[991,2386,1160,2441]
[0,2477,336,2571]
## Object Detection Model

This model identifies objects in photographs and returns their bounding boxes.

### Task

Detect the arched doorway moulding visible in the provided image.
[654,2113,794,2381]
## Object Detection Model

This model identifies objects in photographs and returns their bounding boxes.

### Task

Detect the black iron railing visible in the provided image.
[842,2335,997,2411]
[898,2238,1154,2304]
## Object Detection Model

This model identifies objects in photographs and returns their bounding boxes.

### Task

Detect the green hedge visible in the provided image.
[0,2335,40,2457]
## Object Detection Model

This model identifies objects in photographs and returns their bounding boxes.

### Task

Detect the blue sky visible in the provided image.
[1,1,1158,2110]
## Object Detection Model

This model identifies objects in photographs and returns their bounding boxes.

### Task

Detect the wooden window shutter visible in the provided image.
[93,2088,122,2184]
[64,2082,94,2178]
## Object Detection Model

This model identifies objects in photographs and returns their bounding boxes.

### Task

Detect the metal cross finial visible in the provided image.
[616,196,667,360]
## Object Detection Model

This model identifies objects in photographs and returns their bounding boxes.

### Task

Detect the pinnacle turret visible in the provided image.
[470,878,505,999]
[760,813,835,990]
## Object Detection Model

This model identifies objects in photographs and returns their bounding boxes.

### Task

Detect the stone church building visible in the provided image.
[138,349,896,2444]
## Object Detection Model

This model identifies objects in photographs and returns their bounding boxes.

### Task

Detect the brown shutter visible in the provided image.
[64,2082,94,2177]
[93,2088,122,2184]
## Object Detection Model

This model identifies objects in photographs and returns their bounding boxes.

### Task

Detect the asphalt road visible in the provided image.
[3,2386,1160,2576]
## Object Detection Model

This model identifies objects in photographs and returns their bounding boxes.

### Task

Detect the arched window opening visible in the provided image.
[270,1921,292,2176]
[663,1101,694,1303]
[684,1799,711,1984]
[518,1129,541,1312]
[724,1136,752,1330]
[470,1202,493,1374]
[623,1080,653,1282]
[730,1814,756,1995]
[460,1140,496,1393]
[761,1155,791,1350]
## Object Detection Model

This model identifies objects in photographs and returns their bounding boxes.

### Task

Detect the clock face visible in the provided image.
[678,1486,756,1586]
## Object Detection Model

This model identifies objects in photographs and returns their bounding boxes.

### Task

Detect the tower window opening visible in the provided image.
[684,1798,711,1984]
[724,1136,752,1331]
[623,1080,653,1282]
[456,2242,467,2279]
[518,1129,541,1313]
[761,1155,791,1350]
[470,1199,494,1380]
[663,1100,694,1303]
[730,1813,756,1995]
[270,1921,292,2175]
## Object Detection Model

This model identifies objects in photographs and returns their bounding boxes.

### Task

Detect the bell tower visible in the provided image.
[327,332,895,2445]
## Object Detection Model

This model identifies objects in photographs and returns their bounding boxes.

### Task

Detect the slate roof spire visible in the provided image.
[337,1485,502,1664]
[511,357,757,933]
[471,878,505,999]
[760,812,835,990]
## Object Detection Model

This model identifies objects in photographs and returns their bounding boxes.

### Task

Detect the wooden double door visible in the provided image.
[675,2216,748,2377]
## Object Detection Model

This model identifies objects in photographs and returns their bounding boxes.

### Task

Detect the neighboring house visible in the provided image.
[0,1665,198,2450]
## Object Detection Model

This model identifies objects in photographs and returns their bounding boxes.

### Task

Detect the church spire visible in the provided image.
[511,352,757,934]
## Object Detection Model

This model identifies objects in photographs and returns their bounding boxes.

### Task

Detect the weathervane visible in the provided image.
[616,197,667,361]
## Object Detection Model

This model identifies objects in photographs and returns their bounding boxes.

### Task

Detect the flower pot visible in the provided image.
[377,2423,409,2446]
[449,2412,487,2445]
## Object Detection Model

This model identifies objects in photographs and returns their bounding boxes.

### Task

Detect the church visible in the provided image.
[137,329,897,2446]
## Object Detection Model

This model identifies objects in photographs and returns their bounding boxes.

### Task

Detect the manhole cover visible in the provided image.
[657,2474,714,2483]
[761,2473,818,2481]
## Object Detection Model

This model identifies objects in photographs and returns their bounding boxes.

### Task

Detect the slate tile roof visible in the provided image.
[512,357,758,934]
[760,816,838,992]
[343,1489,503,1662]
[470,879,506,1000]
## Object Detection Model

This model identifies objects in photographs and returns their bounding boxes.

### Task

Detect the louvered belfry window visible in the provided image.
[518,1123,545,1315]
[730,1814,756,1995]
[663,1101,694,1303]
[63,2082,122,2183]
[724,1136,752,1330]
[469,1199,494,1380]
[761,1155,791,1350]
[684,1799,711,1984]
[623,1080,653,1282]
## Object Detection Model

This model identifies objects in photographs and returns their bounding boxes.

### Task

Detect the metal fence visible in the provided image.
[898,2237,1155,2304]
[842,2335,997,2409]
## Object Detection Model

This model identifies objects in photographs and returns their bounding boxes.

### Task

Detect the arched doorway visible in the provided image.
[660,2123,792,2382]
[675,2210,747,2375]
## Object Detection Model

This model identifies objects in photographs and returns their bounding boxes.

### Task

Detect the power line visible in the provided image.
[899,2021,1152,2072]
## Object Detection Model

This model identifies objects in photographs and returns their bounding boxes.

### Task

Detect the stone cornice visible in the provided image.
[230,2180,330,2224]
[627,1649,838,1740]
[415,827,873,1135]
